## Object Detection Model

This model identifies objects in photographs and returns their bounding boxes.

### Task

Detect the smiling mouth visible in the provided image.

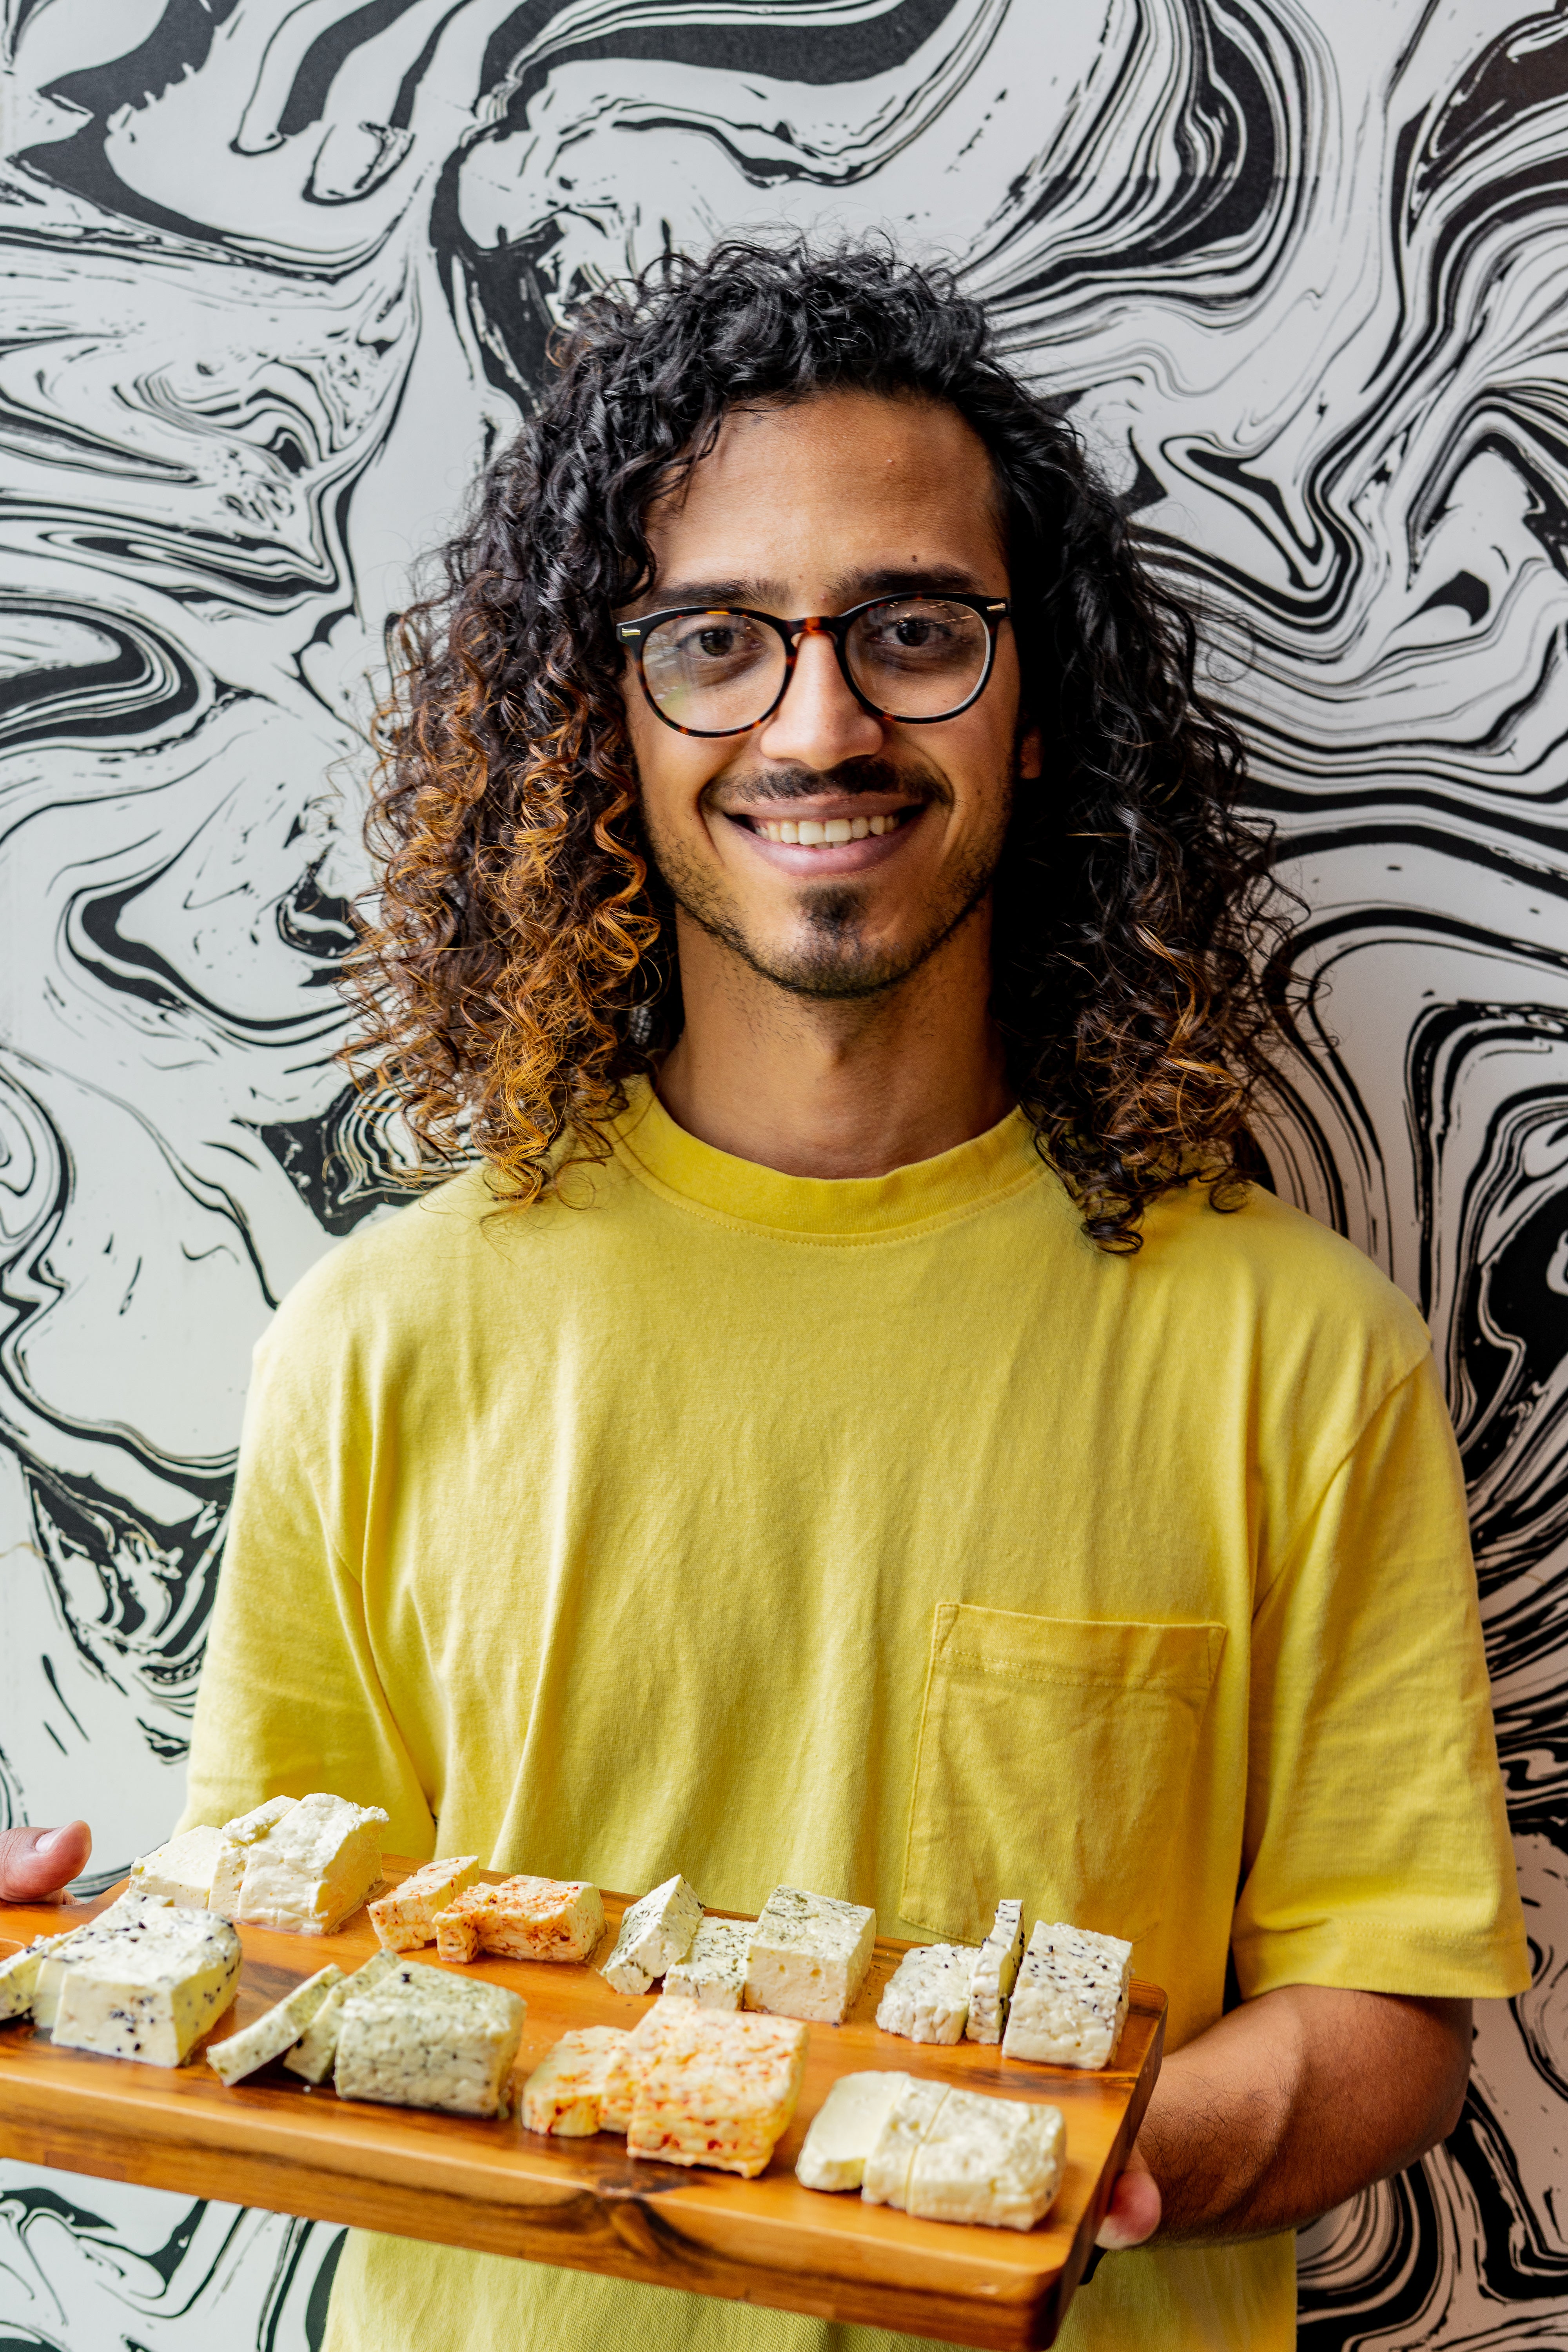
[735,808,917,846]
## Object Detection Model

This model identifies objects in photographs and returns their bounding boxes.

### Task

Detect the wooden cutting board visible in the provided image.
[0,1860,1163,2349]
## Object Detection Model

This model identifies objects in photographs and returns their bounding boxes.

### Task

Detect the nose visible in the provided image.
[755,625,885,769]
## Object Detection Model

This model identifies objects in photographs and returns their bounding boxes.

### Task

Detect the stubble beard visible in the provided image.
[646,755,1015,1004]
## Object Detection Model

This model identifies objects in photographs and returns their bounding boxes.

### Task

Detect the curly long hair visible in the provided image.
[346,238,1293,1250]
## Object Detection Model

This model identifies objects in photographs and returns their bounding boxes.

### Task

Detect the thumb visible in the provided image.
[0,1822,93,1903]
[1096,2138,1162,2250]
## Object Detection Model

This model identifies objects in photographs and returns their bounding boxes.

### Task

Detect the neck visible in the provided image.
[653,901,1013,1179]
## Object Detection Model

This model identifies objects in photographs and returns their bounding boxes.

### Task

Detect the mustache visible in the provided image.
[710,756,949,809]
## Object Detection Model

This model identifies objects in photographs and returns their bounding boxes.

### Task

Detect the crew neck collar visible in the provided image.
[610,1076,1048,1240]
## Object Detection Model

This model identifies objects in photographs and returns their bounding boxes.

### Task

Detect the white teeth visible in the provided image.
[850,816,869,839]
[752,810,904,845]
[796,819,826,845]
[869,814,889,836]
[779,819,798,843]
[824,817,852,843]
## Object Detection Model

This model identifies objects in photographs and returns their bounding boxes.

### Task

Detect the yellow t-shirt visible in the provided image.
[182,1081,1526,2352]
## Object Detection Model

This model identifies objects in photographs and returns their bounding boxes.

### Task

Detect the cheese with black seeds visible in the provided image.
[50,1907,241,2068]
[965,1898,1025,2044]
[875,1943,974,2044]
[1001,1920,1132,2069]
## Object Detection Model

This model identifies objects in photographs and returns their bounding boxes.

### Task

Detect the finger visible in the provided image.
[0,1822,93,1902]
[1096,2158,1162,2250]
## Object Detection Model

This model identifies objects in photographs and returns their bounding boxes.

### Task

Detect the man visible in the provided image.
[4,241,1525,2351]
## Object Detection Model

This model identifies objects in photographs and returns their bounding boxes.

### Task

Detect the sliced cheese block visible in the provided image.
[906,2087,1067,2230]
[368,1857,480,1952]
[285,1948,403,2082]
[334,1967,524,2117]
[966,1899,1025,2045]
[211,1793,388,1935]
[207,1964,344,2085]
[795,2070,911,2192]
[50,1908,241,2067]
[626,1998,809,2178]
[861,2075,951,2210]
[664,1916,751,2011]
[33,1894,174,2029]
[744,1886,876,2025]
[130,1824,227,1909]
[433,1875,604,1964]
[1002,1920,1132,2070]
[0,1931,74,2022]
[599,1875,704,1996]
[599,2001,675,2132]
[521,2025,631,2136]
[875,1943,975,2045]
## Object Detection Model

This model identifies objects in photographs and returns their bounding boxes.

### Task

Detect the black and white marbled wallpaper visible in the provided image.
[2,3,1565,2345]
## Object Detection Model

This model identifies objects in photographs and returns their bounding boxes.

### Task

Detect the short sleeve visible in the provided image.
[1232,1349,1527,2000]
[178,1312,436,1855]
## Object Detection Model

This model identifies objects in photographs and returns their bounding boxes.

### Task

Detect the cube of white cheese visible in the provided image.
[130,1824,227,1909]
[1002,1920,1132,2070]
[875,1944,975,2045]
[966,1899,1025,2044]
[795,2070,911,2192]
[333,1967,524,2116]
[50,1908,242,2068]
[905,2087,1067,2230]
[600,1874,704,1995]
[744,1886,876,2025]
[368,1856,479,1952]
[664,1917,751,2011]
[284,1949,403,2083]
[213,1792,388,1936]
[521,2025,630,2136]
[207,1964,343,2085]
[860,2075,951,2209]
[0,1931,75,2022]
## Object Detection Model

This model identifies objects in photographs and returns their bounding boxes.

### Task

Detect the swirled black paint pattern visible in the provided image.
[1,3,1564,2345]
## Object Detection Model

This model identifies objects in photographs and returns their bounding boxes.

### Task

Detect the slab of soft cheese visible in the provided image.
[875,1943,975,2045]
[130,1824,227,1909]
[1002,1920,1133,2070]
[333,1965,524,2116]
[32,1894,174,2029]
[368,1857,480,1952]
[744,1886,876,2025]
[664,1916,751,2011]
[206,1964,343,2086]
[599,2001,671,2131]
[434,1875,604,1964]
[50,1907,242,2068]
[211,1793,388,1935]
[0,1930,77,2022]
[966,1899,1026,2045]
[626,1997,809,2178]
[521,2026,632,2136]
[861,2075,951,2210]
[600,1874,704,1995]
[795,2070,911,2191]
[905,2087,1067,2230]
[285,1949,403,2083]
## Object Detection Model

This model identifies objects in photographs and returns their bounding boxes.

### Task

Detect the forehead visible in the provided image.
[644,387,1006,595]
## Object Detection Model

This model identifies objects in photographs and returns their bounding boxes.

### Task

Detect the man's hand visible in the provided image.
[0,1822,92,1903]
[1096,1984,1471,2250]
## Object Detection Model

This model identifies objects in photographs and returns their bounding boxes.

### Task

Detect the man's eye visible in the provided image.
[698,627,739,657]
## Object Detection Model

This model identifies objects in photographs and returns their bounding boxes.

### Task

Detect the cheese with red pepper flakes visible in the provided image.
[433,1875,604,1965]
[626,1998,809,2178]
[599,2001,678,2132]
[368,1857,480,1952]
[521,2025,632,2136]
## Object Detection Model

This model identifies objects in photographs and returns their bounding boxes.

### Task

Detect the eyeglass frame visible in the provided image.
[615,592,1013,738]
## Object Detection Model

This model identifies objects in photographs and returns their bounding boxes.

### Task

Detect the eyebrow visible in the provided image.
[629,563,998,617]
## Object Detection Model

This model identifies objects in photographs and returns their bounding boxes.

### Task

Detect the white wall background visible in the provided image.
[2,3,1566,2344]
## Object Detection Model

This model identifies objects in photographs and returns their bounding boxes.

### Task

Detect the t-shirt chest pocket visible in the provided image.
[900,1602,1226,1949]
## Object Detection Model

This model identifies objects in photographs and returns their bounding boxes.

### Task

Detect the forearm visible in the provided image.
[1134,1985,1472,2243]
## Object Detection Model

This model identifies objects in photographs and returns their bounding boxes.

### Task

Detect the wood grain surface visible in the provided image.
[0,1861,1164,2349]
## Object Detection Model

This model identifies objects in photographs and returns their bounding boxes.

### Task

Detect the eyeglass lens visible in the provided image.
[639,598,991,731]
